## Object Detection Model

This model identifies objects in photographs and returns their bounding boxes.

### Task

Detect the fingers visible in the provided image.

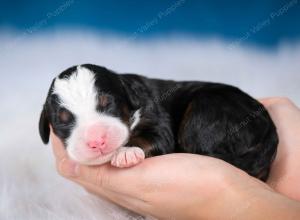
[50,127,67,161]
[259,97,285,107]
[77,179,151,216]
[57,158,79,177]
[50,130,79,178]
[56,154,155,215]
[50,129,152,215]
[54,149,149,200]
[50,129,147,196]
[259,97,298,108]
[74,162,144,193]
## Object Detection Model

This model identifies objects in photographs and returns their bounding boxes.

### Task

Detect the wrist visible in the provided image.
[194,168,299,220]
[211,173,264,219]
[192,169,255,219]
[221,176,300,220]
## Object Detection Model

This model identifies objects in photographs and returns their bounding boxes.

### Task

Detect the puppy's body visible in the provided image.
[39,64,278,181]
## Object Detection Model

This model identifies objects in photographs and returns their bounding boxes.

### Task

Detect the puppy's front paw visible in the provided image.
[111,147,145,168]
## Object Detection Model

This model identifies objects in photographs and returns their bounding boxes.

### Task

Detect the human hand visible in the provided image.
[260,97,300,200]
[51,97,300,219]
[51,129,269,219]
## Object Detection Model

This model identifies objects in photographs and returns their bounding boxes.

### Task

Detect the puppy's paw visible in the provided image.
[111,147,145,168]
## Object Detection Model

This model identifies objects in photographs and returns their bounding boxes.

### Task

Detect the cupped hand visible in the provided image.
[51,130,268,219]
[50,97,300,219]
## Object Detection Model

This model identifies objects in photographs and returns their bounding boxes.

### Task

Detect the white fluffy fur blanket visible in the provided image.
[0,32,299,219]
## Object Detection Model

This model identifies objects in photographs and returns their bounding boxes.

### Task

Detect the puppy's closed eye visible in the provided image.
[58,108,74,124]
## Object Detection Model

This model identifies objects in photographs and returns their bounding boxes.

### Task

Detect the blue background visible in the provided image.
[1,0,299,47]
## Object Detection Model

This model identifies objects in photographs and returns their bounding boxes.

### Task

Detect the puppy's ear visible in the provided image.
[39,105,50,144]
[120,75,149,109]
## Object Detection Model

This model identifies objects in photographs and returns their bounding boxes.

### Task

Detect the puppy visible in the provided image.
[39,64,278,181]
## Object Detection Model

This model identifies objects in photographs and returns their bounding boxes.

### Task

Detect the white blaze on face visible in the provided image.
[53,66,129,165]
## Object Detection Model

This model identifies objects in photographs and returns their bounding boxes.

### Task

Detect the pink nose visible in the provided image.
[85,123,109,151]
[87,137,106,149]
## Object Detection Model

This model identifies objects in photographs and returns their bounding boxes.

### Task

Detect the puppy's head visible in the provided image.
[39,64,138,165]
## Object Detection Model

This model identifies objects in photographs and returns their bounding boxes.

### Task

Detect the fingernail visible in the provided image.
[59,158,79,177]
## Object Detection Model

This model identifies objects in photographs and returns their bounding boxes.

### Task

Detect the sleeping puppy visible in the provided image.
[39,64,278,181]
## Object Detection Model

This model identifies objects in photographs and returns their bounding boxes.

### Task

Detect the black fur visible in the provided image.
[39,64,278,181]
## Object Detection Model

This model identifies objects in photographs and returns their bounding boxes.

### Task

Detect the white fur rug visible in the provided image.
[0,31,299,220]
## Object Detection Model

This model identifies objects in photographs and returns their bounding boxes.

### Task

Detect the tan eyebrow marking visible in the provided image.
[98,95,109,107]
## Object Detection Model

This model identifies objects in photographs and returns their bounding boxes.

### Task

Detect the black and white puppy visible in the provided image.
[39,64,278,181]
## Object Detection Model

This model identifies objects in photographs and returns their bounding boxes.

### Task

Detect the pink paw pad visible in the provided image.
[111,147,145,168]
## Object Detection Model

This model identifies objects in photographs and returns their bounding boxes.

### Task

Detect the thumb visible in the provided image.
[57,158,111,187]
[57,157,80,177]
[57,157,137,192]
[57,158,151,216]
[57,156,151,201]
